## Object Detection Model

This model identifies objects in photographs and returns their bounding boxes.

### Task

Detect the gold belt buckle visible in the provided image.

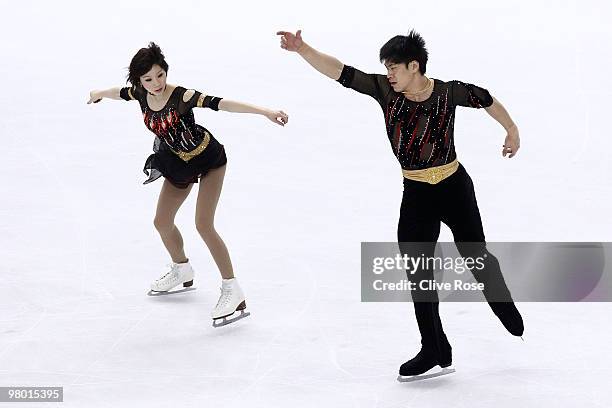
[428,167,441,184]
[401,159,458,184]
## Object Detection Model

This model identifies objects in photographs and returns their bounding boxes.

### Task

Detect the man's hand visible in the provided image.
[503,125,520,158]
[277,30,304,52]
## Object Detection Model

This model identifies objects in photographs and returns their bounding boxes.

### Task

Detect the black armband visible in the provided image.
[204,96,222,111]
[119,87,132,101]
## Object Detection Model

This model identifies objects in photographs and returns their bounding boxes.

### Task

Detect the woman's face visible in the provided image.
[139,64,167,95]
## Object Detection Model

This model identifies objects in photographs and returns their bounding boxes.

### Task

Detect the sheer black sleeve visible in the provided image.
[119,85,146,102]
[179,88,223,114]
[450,81,493,108]
[337,65,393,108]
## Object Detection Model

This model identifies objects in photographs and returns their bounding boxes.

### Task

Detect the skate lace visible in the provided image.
[215,286,233,309]
[156,264,179,283]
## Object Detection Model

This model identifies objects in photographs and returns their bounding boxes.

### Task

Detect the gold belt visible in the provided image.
[170,131,211,162]
[402,159,459,184]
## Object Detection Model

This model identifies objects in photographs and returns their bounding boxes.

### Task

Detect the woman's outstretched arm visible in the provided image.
[216,99,288,126]
[87,87,126,104]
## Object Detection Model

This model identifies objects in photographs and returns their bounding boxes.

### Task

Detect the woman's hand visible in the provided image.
[87,90,104,104]
[277,30,304,52]
[264,110,289,126]
[502,125,520,158]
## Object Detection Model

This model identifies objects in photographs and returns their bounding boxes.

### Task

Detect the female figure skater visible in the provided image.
[277,29,523,380]
[88,42,288,327]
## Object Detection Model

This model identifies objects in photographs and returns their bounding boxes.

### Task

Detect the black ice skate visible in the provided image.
[489,302,524,337]
[397,348,455,383]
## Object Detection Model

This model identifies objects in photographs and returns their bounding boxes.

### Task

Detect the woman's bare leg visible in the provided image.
[195,165,234,279]
[153,179,193,263]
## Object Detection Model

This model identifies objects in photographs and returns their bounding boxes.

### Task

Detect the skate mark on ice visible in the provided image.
[68,310,153,386]
[0,308,48,363]
[30,148,113,301]
[485,368,610,408]
[236,261,318,398]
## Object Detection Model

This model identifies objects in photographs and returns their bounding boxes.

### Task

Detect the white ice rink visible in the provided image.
[2,1,612,406]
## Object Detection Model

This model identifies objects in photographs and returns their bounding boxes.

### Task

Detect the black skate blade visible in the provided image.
[397,367,455,383]
[212,310,250,328]
[147,287,197,297]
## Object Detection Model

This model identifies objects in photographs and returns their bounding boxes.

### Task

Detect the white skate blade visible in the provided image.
[212,310,250,328]
[397,367,455,383]
[147,287,196,297]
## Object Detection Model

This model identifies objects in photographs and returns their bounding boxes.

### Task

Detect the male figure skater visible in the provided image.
[277,29,524,380]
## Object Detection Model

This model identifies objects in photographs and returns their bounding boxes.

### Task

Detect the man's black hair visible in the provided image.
[379,30,428,75]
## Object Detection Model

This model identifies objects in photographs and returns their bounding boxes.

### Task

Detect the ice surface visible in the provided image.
[1,1,611,406]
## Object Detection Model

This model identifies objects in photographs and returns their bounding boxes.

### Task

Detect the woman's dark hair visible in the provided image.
[379,30,428,75]
[127,42,169,86]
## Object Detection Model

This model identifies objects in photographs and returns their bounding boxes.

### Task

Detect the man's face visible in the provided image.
[384,61,418,92]
[139,64,167,95]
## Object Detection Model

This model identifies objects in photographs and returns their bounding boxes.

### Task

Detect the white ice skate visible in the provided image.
[211,278,250,327]
[147,261,196,296]
[397,367,456,383]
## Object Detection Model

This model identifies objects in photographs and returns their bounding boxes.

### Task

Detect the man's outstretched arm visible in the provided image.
[277,30,344,80]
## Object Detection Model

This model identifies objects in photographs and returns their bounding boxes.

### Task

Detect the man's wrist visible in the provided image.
[297,43,310,56]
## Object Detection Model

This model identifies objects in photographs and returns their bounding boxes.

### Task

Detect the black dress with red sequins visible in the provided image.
[120,85,227,189]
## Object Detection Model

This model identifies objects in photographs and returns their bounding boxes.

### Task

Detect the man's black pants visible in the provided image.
[398,163,517,362]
